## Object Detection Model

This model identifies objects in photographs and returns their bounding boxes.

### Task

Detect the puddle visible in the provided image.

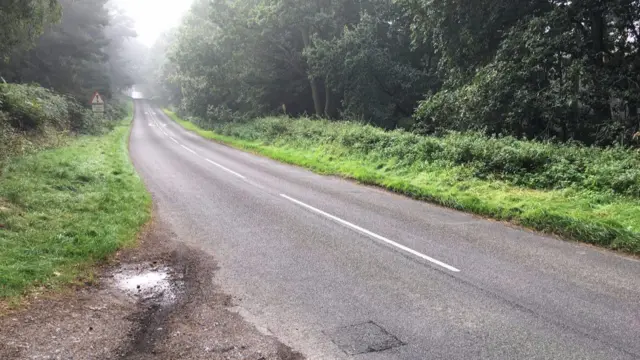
[112,264,182,306]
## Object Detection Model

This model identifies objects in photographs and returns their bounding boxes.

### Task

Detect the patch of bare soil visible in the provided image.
[0,218,304,360]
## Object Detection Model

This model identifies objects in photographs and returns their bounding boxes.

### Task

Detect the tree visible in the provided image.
[410,0,640,144]
[160,0,430,128]
[398,0,550,84]
[104,6,139,92]
[1,0,140,101]
[152,0,639,144]
[305,12,432,127]
[0,0,60,62]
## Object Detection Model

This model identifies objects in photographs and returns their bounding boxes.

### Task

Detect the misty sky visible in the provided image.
[111,0,194,46]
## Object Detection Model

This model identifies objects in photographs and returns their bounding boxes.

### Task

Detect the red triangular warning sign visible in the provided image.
[91,92,104,105]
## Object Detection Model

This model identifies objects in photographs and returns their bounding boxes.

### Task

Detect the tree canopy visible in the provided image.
[1,0,143,102]
[147,0,640,146]
[146,0,432,128]
[410,0,640,145]
[0,0,61,60]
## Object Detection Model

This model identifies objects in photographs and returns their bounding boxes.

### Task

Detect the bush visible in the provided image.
[0,83,123,136]
[0,83,124,167]
[0,83,70,132]
[69,99,124,135]
[214,117,640,198]
[0,112,19,162]
[105,100,128,123]
[67,100,105,135]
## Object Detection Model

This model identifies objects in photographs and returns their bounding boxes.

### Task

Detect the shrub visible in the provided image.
[0,83,70,132]
[215,117,640,198]
[0,83,124,168]
[0,112,18,162]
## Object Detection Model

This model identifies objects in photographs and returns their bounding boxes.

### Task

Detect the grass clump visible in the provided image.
[165,110,640,254]
[0,111,151,299]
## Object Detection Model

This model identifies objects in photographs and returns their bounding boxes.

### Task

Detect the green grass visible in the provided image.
[0,109,151,300]
[165,110,640,255]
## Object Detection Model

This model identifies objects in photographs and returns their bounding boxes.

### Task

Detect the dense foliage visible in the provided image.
[1,0,141,101]
[151,0,640,145]
[196,116,639,198]
[148,0,433,128]
[0,0,61,59]
[0,83,124,167]
[0,0,146,162]
[409,0,640,145]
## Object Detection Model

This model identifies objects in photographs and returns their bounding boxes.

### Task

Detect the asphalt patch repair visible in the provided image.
[324,321,404,355]
[0,218,305,360]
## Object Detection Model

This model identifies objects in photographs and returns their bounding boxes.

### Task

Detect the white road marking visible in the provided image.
[150,113,169,136]
[142,104,458,272]
[205,158,247,180]
[146,105,247,180]
[181,145,197,155]
[280,194,461,272]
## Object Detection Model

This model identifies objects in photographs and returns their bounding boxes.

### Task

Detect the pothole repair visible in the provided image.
[324,321,405,355]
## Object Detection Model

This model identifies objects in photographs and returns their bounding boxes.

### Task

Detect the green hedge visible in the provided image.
[0,84,71,131]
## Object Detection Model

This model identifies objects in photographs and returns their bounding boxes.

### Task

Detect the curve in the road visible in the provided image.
[130,100,640,360]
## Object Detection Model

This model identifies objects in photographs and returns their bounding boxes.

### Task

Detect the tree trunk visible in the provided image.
[300,27,323,117]
[590,10,605,66]
[324,74,332,118]
[590,10,611,123]
[309,77,323,117]
[629,102,638,137]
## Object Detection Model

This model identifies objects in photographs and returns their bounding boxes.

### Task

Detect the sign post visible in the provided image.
[91,91,105,117]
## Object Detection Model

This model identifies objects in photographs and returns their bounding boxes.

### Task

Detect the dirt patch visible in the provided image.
[0,218,305,360]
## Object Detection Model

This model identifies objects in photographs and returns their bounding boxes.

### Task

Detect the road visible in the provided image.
[129,99,640,360]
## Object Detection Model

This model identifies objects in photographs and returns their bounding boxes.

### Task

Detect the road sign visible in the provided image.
[91,91,105,114]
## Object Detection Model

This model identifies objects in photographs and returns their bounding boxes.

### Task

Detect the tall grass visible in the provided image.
[0,111,151,300]
[166,111,640,254]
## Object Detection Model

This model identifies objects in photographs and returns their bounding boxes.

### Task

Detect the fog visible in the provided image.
[109,0,193,46]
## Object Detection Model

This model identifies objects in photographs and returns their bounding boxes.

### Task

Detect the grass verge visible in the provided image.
[164,110,640,255]
[0,107,151,301]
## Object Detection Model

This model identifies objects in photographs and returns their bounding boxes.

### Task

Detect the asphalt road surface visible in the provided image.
[129,99,640,360]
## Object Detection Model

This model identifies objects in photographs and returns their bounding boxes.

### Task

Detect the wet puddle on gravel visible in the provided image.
[111,263,183,306]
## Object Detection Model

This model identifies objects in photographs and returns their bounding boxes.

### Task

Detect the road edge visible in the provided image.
[161,109,640,257]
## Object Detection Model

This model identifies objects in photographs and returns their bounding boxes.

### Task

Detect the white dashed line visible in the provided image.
[146,106,246,178]
[280,194,461,272]
[180,145,197,155]
[143,105,458,272]
[205,158,247,180]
